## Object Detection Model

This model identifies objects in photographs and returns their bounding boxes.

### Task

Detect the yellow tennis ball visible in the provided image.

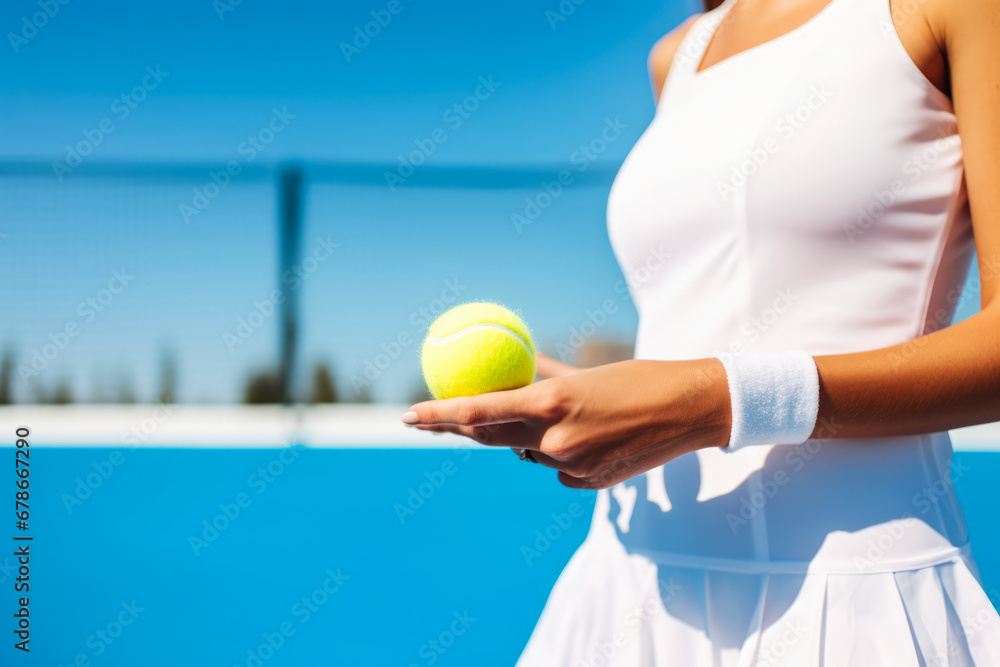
[421,302,536,400]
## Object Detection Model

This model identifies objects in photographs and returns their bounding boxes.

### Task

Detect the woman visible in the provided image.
[402,0,1000,662]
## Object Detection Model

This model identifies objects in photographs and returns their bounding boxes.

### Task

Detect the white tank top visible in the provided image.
[602,0,975,570]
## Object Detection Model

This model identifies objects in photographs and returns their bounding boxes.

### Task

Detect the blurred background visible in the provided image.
[0,0,718,407]
[0,0,984,406]
[1,0,994,665]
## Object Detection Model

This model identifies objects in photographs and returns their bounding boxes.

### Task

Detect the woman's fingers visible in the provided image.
[412,424,462,435]
[415,421,543,450]
[412,423,575,477]
[558,471,596,489]
[535,352,581,379]
[525,449,562,469]
[403,387,535,426]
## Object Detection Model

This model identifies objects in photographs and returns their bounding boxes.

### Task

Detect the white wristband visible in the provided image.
[717,350,820,452]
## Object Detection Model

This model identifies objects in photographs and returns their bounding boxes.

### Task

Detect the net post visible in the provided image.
[278,163,304,406]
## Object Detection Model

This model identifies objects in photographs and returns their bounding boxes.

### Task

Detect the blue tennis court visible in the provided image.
[5,0,1000,663]
[12,425,1000,666]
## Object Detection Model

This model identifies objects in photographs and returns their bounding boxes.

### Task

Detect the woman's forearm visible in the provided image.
[808,295,1000,440]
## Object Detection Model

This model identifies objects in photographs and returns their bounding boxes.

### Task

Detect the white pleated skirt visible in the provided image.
[517,508,1000,667]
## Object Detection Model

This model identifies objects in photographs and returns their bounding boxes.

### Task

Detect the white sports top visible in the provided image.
[517,2,1000,663]
[603,0,975,571]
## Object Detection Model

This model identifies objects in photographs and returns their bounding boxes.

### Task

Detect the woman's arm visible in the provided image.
[401,0,1000,488]
[807,0,1000,439]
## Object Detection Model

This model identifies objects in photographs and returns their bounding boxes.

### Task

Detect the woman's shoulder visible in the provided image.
[648,15,701,101]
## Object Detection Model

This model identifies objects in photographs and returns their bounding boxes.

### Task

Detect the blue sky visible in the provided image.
[0,0,694,162]
[0,0,980,403]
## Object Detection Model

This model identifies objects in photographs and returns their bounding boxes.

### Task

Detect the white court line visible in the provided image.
[0,405,470,448]
[0,405,997,451]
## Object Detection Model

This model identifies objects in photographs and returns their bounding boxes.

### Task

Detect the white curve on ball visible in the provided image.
[426,323,533,359]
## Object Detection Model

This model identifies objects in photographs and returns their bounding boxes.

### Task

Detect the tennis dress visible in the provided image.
[516,0,1000,664]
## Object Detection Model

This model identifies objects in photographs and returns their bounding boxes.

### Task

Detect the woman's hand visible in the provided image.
[402,357,733,489]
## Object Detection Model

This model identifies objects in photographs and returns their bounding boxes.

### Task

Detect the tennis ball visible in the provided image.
[421,302,536,400]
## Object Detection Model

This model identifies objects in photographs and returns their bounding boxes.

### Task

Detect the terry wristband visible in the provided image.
[716,350,820,452]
